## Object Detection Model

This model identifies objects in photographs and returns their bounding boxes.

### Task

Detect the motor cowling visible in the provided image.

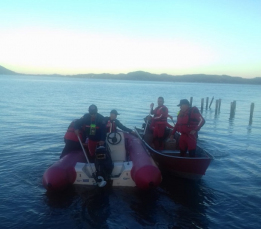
[94,146,114,181]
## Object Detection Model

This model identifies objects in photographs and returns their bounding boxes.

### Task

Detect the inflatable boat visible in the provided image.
[43,131,162,192]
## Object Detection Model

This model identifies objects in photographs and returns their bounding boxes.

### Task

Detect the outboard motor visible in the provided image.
[94,146,114,182]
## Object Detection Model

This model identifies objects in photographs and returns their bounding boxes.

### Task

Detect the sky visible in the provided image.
[0,0,260,78]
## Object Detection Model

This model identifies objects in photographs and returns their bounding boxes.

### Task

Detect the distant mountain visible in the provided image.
[0,65,260,84]
[70,71,261,84]
[0,65,19,75]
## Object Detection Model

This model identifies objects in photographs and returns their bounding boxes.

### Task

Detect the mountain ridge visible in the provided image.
[0,65,260,84]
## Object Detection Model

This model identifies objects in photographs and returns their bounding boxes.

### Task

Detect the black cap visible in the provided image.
[177,99,190,106]
[110,109,119,115]
[89,104,98,114]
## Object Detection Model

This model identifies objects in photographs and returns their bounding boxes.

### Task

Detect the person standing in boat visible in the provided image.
[169,99,205,157]
[149,97,172,150]
[74,104,106,158]
[150,97,169,122]
[105,109,135,134]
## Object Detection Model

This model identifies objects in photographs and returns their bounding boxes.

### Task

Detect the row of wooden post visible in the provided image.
[189,97,255,125]
[197,96,221,113]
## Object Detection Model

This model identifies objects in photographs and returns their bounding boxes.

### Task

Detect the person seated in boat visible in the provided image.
[74,104,107,158]
[104,109,135,134]
[60,119,85,158]
[169,99,205,157]
[149,97,173,150]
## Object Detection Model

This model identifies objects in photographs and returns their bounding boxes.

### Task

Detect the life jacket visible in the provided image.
[64,120,83,142]
[153,105,168,122]
[188,107,205,130]
[106,119,117,133]
[83,115,101,137]
[175,107,205,134]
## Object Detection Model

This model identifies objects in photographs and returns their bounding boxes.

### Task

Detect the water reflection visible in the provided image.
[129,188,161,227]
[228,116,235,133]
[159,175,216,228]
[247,125,252,134]
[44,186,77,209]
[79,186,111,229]
[44,185,111,229]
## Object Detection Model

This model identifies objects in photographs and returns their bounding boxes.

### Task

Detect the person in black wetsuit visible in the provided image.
[104,109,134,134]
[74,104,106,158]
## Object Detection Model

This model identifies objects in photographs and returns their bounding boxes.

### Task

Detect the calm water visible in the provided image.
[0,75,261,229]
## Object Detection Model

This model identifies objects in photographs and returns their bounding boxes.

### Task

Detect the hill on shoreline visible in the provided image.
[0,65,260,85]
[0,65,19,75]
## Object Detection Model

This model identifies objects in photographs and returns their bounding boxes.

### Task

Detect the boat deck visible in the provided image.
[135,127,211,159]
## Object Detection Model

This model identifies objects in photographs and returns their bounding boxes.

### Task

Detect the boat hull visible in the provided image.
[149,148,211,180]
[126,133,162,189]
[42,132,161,191]
[135,127,212,180]
[42,151,86,192]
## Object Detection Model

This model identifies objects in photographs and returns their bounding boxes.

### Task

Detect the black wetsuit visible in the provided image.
[74,113,106,142]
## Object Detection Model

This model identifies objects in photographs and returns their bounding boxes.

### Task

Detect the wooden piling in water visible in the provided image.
[209,96,214,108]
[218,99,221,112]
[230,102,233,118]
[249,103,254,125]
[230,100,236,118]
[201,98,204,112]
[206,97,209,110]
[215,100,219,115]
[190,97,193,107]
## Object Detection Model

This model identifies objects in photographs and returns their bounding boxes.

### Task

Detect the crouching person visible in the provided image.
[60,119,84,158]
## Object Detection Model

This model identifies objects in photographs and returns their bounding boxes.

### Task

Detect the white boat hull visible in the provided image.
[74,161,136,187]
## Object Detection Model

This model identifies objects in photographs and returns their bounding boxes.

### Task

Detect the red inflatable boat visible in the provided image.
[43,132,161,191]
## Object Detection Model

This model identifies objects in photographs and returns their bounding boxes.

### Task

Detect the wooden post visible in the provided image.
[190,97,193,107]
[201,98,204,112]
[249,103,254,125]
[215,100,219,115]
[218,99,221,112]
[230,102,234,118]
[206,97,209,110]
[209,96,214,108]
[230,100,236,118]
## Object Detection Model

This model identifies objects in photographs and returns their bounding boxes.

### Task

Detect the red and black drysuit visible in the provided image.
[60,119,84,158]
[150,105,172,150]
[171,106,205,157]
[74,113,106,158]
[104,117,133,133]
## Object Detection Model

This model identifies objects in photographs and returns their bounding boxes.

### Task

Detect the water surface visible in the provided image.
[0,75,261,229]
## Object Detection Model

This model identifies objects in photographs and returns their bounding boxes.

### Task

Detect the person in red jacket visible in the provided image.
[150,97,172,150]
[150,97,169,123]
[169,99,205,157]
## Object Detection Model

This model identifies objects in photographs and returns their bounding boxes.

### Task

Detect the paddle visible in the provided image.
[77,134,106,187]
[143,110,152,138]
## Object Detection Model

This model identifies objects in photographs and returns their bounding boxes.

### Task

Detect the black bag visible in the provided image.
[94,146,114,180]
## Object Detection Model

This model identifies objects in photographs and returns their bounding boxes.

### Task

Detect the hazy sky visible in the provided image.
[0,0,260,78]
